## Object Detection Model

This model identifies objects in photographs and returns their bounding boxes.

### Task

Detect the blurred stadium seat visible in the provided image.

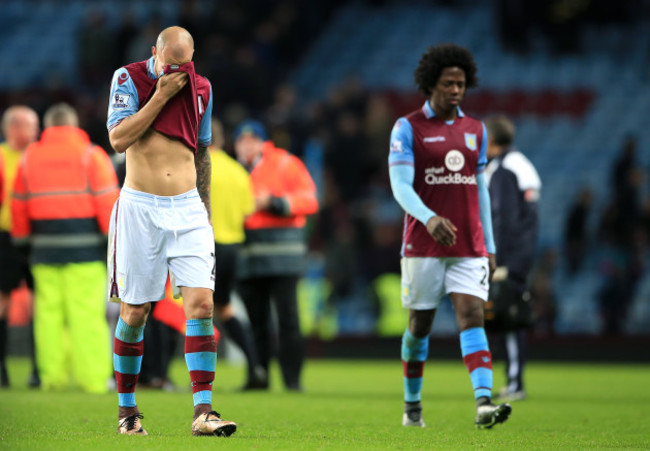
[2,0,649,336]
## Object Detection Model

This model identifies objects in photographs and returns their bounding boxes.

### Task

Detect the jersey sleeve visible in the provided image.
[198,82,213,148]
[389,164,436,226]
[388,117,414,167]
[477,122,488,173]
[477,171,496,253]
[106,68,140,132]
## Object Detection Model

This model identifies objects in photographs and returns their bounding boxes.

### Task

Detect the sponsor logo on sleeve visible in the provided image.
[464,133,477,151]
[117,72,129,86]
[112,93,130,110]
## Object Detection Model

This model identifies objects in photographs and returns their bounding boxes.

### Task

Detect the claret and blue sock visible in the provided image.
[459,327,493,405]
[184,318,217,419]
[401,329,429,403]
[113,318,145,414]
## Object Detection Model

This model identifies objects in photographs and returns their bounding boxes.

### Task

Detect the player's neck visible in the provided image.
[436,108,457,122]
[431,101,457,122]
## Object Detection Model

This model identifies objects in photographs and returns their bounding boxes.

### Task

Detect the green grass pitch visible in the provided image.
[1,357,649,449]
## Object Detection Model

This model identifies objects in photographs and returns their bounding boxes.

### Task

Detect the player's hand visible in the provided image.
[155,72,188,100]
[487,253,496,282]
[426,215,457,247]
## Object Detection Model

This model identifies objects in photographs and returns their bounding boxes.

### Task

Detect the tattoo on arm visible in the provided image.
[195,146,211,220]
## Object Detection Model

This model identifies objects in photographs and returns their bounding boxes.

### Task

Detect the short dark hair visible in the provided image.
[414,43,478,96]
[484,115,515,147]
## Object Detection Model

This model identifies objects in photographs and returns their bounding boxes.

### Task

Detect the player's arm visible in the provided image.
[477,123,496,278]
[388,118,456,246]
[195,83,214,221]
[195,145,211,221]
[107,69,188,153]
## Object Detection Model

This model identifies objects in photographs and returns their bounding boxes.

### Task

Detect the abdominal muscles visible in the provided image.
[124,129,197,196]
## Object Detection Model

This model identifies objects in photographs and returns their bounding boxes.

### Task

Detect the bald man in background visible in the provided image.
[106,26,236,436]
[0,105,40,389]
[12,103,118,394]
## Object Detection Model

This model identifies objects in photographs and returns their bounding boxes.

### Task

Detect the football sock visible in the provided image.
[222,317,261,376]
[460,327,493,401]
[113,318,144,410]
[185,318,216,416]
[401,329,428,403]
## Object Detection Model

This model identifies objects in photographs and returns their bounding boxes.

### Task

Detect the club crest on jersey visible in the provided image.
[464,133,477,151]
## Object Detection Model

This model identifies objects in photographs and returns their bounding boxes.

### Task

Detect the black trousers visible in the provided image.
[499,329,527,392]
[237,276,303,388]
[140,302,179,385]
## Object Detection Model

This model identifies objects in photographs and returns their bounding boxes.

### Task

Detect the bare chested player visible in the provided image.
[106,26,236,437]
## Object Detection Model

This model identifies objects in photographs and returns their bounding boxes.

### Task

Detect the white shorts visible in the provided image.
[401,257,489,310]
[107,187,215,305]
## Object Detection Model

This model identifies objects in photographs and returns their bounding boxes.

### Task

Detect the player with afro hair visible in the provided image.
[414,43,479,96]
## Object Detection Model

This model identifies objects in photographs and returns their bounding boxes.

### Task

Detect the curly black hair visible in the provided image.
[414,43,478,96]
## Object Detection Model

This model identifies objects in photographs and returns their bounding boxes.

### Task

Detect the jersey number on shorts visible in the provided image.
[480,266,488,286]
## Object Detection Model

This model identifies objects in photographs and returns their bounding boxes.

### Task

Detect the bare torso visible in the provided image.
[123,129,195,196]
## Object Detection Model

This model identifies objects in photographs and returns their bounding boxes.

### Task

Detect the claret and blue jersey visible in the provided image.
[389,100,491,258]
[106,56,213,149]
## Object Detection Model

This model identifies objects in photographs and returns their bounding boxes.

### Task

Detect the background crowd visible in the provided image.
[1,0,650,348]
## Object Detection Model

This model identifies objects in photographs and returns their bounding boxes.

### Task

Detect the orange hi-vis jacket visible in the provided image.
[11,126,119,264]
[239,142,318,278]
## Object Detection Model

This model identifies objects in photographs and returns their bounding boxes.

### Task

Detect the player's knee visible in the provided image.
[410,317,433,338]
[121,303,149,326]
[190,300,213,319]
[200,301,214,317]
[458,310,484,331]
[409,310,435,338]
[410,323,431,338]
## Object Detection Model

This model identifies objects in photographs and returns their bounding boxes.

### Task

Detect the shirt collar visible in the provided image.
[146,57,158,79]
[422,100,465,119]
